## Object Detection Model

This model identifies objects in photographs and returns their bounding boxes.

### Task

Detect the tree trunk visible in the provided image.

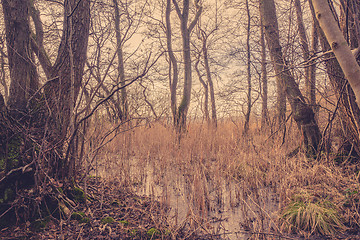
[260,18,268,129]
[202,33,217,127]
[195,54,210,122]
[166,0,179,126]
[113,0,128,121]
[310,0,360,156]
[309,7,318,110]
[260,0,321,155]
[295,0,316,107]
[313,0,360,107]
[2,0,39,112]
[0,37,8,103]
[173,0,202,132]
[244,0,251,135]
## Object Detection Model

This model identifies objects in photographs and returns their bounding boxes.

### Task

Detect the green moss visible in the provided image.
[6,136,22,171]
[119,220,129,226]
[147,227,160,237]
[71,212,90,224]
[101,216,115,224]
[71,187,86,203]
[4,188,14,202]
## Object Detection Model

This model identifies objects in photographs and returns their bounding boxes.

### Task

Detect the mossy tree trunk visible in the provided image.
[0,0,90,226]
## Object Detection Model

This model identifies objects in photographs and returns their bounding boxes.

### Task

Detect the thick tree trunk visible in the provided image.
[259,1,286,126]
[42,0,90,178]
[2,0,39,111]
[313,0,360,107]
[295,0,316,107]
[310,0,360,156]
[260,0,321,155]
[309,11,318,110]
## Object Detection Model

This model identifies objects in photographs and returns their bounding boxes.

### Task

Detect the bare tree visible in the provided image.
[113,0,129,121]
[172,0,202,132]
[243,0,251,134]
[260,0,321,154]
[260,17,268,129]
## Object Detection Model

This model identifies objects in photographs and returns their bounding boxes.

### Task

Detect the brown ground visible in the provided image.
[0,177,218,240]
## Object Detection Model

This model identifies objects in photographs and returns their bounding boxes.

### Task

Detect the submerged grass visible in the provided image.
[85,117,360,238]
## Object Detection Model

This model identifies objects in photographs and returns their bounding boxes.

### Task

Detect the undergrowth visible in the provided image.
[86,118,360,238]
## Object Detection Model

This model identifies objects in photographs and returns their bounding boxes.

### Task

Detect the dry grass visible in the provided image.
[84,117,360,238]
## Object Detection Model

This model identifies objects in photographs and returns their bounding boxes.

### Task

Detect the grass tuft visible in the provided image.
[281,195,346,235]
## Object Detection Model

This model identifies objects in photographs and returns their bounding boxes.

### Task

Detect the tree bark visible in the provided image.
[295,0,316,107]
[201,33,217,127]
[260,18,268,129]
[195,54,210,122]
[310,0,360,156]
[2,0,39,111]
[166,0,179,126]
[40,0,90,178]
[260,0,321,155]
[173,0,202,132]
[313,0,360,107]
[113,0,128,121]
[244,0,251,134]
[259,1,286,126]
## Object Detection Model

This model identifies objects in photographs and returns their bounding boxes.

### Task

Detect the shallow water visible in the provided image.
[119,157,280,239]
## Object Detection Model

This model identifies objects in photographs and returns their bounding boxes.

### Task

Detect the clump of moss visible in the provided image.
[147,227,160,238]
[281,197,346,235]
[101,216,115,224]
[70,187,86,203]
[71,212,90,224]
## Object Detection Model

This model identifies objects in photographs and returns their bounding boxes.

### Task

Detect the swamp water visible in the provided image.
[96,155,279,239]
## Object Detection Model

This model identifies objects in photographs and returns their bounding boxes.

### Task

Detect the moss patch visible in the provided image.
[101,216,115,225]
[71,212,90,224]
[147,227,160,238]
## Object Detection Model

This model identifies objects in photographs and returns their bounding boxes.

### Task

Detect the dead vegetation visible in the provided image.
[89,117,360,239]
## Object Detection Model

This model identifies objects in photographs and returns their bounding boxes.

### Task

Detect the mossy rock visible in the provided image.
[70,187,86,203]
[147,227,160,238]
[101,216,115,224]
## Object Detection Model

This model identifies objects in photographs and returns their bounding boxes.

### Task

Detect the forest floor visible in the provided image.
[0,177,218,240]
